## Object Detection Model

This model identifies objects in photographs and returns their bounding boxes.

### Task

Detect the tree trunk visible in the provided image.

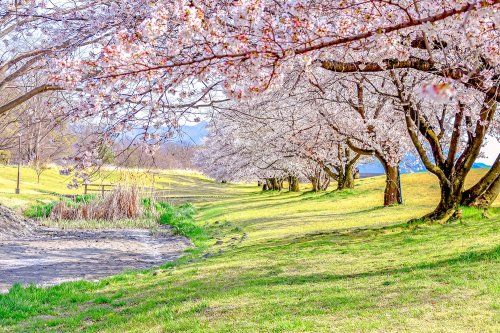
[396,166,403,204]
[461,155,499,207]
[465,175,499,209]
[278,178,284,191]
[289,176,300,192]
[264,178,280,191]
[380,161,402,206]
[383,165,400,206]
[337,164,355,190]
[321,176,331,191]
[422,181,462,222]
[310,177,320,192]
[271,178,279,191]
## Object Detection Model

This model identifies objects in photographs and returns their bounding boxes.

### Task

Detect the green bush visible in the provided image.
[74,194,96,203]
[24,201,58,218]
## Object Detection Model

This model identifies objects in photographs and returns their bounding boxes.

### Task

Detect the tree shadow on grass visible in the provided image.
[242,245,500,288]
[228,206,390,232]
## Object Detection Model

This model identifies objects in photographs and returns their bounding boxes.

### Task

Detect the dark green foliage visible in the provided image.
[24,201,57,218]
[73,194,96,203]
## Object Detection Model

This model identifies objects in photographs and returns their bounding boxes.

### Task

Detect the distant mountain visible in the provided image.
[176,121,208,145]
[358,158,491,176]
[472,162,490,169]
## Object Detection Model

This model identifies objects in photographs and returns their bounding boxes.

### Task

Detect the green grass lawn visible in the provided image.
[0,168,499,332]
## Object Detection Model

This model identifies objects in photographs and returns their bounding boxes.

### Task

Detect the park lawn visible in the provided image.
[0,170,499,332]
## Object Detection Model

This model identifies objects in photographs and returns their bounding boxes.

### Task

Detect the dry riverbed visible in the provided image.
[0,213,191,293]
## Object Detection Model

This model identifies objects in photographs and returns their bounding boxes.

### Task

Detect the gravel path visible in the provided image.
[0,227,191,293]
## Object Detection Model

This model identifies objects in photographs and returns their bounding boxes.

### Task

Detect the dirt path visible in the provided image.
[0,227,191,293]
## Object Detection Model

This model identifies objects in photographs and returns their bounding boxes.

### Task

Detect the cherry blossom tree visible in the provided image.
[0,0,112,115]
[389,70,498,221]
[197,81,366,193]
[230,68,409,205]
[308,72,411,205]
[197,120,293,187]
[3,0,498,221]
[58,0,498,99]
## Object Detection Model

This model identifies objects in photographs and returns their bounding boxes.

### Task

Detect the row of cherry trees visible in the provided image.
[196,69,409,205]
[198,61,498,221]
[1,0,499,222]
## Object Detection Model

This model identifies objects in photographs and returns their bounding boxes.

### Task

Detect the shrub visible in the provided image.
[74,194,96,203]
[25,201,58,218]
[50,186,144,221]
[142,197,160,219]
[0,150,11,165]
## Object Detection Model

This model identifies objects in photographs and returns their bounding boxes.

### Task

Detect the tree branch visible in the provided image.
[0,85,63,115]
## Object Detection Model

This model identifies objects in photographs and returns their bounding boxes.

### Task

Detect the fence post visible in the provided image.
[84,184,87,195]
[101,185,105,197]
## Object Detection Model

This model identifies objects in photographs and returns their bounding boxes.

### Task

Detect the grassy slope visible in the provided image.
[0,166,246,209]
[0,169,499,332]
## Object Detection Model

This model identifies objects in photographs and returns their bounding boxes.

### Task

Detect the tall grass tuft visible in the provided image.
[50,186,144,221]
[158,202,206,244]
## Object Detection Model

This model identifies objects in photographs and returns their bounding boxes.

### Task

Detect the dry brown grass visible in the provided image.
[50,186,144,221]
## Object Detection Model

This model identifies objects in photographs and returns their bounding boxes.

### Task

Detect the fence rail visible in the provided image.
[83,184,116,196]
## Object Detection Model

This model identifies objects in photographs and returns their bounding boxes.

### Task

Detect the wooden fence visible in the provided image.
[83,184,115,196]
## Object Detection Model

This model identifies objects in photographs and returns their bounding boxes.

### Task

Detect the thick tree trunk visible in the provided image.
[383,165,401,206]
[378,159,403,206]
[388,70,497,222]
[423,181,463,222]
[289,176,300,192]
[337,164,355,190]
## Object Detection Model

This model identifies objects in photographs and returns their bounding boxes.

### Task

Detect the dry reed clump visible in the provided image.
[50,186,144,221]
